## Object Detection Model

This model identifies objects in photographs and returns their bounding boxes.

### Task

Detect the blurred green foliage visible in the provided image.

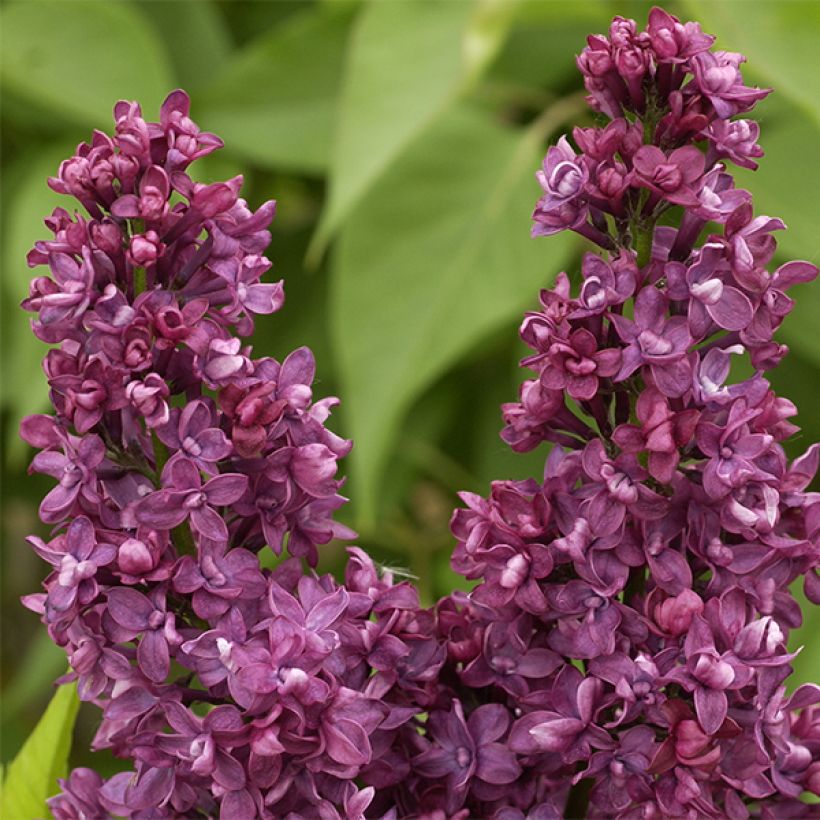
[2,0,819,791]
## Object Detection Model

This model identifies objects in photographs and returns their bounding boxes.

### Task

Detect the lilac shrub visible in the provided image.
[24,7,820,819]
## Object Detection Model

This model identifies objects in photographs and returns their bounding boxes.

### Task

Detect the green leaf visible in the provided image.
[488,0,609,95]
[1,633,69,724]
[197,6,355,173]
[331,104,578,525]
[136,0,232,93]
[309,0,520,260]
[1,144,75,466]
[1,1,174,127]
[683,0,820,129]
[1,682,80,820]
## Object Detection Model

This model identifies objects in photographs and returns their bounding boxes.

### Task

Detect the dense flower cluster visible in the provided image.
[19,92,405,818]
[28,7,820,819]
[463,6,819,817]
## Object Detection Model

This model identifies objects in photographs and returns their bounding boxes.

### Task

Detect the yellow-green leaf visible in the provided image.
[1,683,80,820]
[331,105,577,525]
[1,1,174,127]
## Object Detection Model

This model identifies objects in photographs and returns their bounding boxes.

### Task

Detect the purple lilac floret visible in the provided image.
[30,8,820,818]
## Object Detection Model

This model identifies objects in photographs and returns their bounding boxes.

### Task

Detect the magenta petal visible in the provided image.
[515,578,549,614]
[773,260,818,288]
[516,648,562,678]
[196,429,232,462]
[173,556,204,594]
[413,747,454,778]
[164,454,201,490]
[788,684,820,710]
[707,286,753,330]
[138,629,170,683]
[66,516,96,559]
[204,704,244,733]
[125,766,173,811]
[576,676,603,724]
[595,347,621,376]
[244,282,284,314]
[325,719,370,766]
[588,492,625,536]
[161,88,190,121]
[107,587,152,630]
[634,286,666,330]
[279,346,315,388]
[49,583,78,612]
[568,374,597,401]
[136,490,189,529]
[648,450,677,483]
[40,483,80,522]
[190,504,229,541]
[694,687,728,735]
[475,743,522,784]
[528,716,584,752]
[179,400,213,438]
[615,345,643,381]
[193,182,236,218]
[305,587,348,632]
[651,359,691,398]
[109,194,140,218]
[468,704,509,745]
[105,686,158,721]
[632,145,665,176]
[220,789,256,820]
[235,663,278,695]
[612,424,645,453]
[204,473,248,505]
[20,414,61,448]
[31,450,68,478]
[164,701,201,735]
[213,750,246,791]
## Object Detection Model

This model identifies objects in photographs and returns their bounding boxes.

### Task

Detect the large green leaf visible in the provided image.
[489,0,609,94]
[684,0,820,130]
[331,104,577,525]
[309,0,520,259]
[197,6,355,173]
[2,145,75,466]
[1,1,174,127]
[137,0,232,93]
[1,683,79,820]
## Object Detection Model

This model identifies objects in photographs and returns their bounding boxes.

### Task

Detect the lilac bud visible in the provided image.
[128,230,164,266]
[118,537,155,575]
[654,589,704,635]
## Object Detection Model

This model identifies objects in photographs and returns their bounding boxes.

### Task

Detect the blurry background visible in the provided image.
[2,0,819,779]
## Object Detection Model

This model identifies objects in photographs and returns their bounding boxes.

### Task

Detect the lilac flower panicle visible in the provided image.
[24,91,416,819]
[443,6,820,818]
[27,8,820,818]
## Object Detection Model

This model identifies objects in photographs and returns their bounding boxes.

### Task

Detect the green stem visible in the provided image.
[133,265,146,297]
[635,222,654,269]
[171,522,197,557]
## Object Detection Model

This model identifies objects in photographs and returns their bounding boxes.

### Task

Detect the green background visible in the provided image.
[1,0,818,792]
